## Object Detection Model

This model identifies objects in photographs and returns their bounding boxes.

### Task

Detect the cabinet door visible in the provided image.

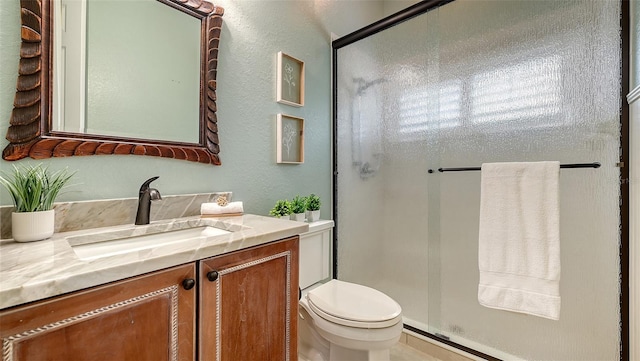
[0,264,196,361]
[199,237,299,361]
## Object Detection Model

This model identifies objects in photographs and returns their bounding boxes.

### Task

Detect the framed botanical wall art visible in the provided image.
[276,52,305,107]
[276,114,304,164]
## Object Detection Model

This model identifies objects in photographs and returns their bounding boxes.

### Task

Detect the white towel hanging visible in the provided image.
[478,161,561,320]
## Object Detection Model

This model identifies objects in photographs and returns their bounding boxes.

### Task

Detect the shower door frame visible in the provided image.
[330,1,631,360]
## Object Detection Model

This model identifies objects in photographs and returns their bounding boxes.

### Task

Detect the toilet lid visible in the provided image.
[306,279,402,328]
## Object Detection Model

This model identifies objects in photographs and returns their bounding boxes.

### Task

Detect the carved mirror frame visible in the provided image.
[3,0,224,165]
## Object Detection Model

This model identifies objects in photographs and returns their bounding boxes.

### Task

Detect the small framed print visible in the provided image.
[276,114,304,164]
[276,52,305,107]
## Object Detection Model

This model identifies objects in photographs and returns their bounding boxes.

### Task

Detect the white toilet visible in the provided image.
[298,221,403,361]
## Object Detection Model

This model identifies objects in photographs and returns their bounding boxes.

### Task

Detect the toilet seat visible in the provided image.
[306,280,402,329]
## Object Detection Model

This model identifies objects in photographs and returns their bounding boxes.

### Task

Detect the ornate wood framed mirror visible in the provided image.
[3,0,224,165]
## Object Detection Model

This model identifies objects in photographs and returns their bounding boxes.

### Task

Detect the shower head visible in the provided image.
[354,77,387,95]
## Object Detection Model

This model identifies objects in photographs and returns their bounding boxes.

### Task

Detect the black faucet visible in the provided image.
[135,176,162,225]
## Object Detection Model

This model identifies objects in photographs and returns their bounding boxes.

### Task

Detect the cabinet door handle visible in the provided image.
[206,270,219,282]
[182,278,196,290]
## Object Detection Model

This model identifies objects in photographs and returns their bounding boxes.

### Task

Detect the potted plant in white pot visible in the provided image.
[305,194,321,222]
[0,164,74,242]
[269,199,292,219]
[290,195,306,222]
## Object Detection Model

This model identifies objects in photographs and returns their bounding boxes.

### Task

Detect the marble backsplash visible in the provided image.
[0,192,232,240]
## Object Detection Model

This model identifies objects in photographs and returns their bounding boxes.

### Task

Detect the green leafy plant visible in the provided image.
[0,164,74,212]
[290,195,307,214]
[305,194,321,211]
[269,199,292,218]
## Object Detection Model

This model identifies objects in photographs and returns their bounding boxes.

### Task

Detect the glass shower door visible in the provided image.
[334,1,622,359]
[426,1,621,359]
[335,10,440,331]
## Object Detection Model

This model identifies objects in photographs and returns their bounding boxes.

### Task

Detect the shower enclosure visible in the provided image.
[333,1,626,359]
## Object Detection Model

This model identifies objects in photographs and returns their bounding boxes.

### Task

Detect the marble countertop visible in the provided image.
[0,214,309,310]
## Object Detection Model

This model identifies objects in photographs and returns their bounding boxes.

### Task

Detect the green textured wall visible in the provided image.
[633,0,640,90]
[0,0,388,217]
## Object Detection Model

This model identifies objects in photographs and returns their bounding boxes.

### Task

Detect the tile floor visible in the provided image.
[390,342,442,361]
[298,332,458,361]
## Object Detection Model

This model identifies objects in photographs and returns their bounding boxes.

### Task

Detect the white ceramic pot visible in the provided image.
[307,210,320,222]
[291,213,306,222]
[12,210,55,242]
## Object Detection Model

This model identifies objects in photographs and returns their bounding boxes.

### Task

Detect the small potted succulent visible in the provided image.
[289,195,307,222]
[269,199,292,219]
[305,194,321,222]
[0,164,74,242]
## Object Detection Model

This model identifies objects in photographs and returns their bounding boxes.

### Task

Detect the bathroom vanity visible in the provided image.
[0,214,307,361]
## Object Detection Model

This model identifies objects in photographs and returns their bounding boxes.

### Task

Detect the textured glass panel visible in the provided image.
[432,1,621,359]
[336,11,439,328]
[335,0,621,359]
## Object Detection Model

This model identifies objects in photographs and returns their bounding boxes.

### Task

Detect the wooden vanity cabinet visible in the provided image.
[199,236,299,361]
[0,264,196,361]
[0,236,299,361]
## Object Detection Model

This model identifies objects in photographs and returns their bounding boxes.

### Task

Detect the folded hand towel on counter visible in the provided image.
[201,201,244,217]
[478,161,561,320]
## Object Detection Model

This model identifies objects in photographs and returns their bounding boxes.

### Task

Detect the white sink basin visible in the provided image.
[68,222,232,260]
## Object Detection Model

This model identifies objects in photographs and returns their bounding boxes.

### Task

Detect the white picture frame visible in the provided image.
[276,52,305,107]
[276,114,304,164]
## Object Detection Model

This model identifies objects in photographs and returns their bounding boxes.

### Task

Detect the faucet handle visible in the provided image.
[149,188,162,201]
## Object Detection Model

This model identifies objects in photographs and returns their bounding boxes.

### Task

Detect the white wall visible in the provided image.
[630,92,639,361]
[629,2,639,359]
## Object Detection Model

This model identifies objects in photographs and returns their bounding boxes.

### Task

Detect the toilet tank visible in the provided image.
[299,220,334,289]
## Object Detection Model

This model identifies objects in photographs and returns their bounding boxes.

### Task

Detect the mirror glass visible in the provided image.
[52,0,200,143]
[3,0,222,165]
